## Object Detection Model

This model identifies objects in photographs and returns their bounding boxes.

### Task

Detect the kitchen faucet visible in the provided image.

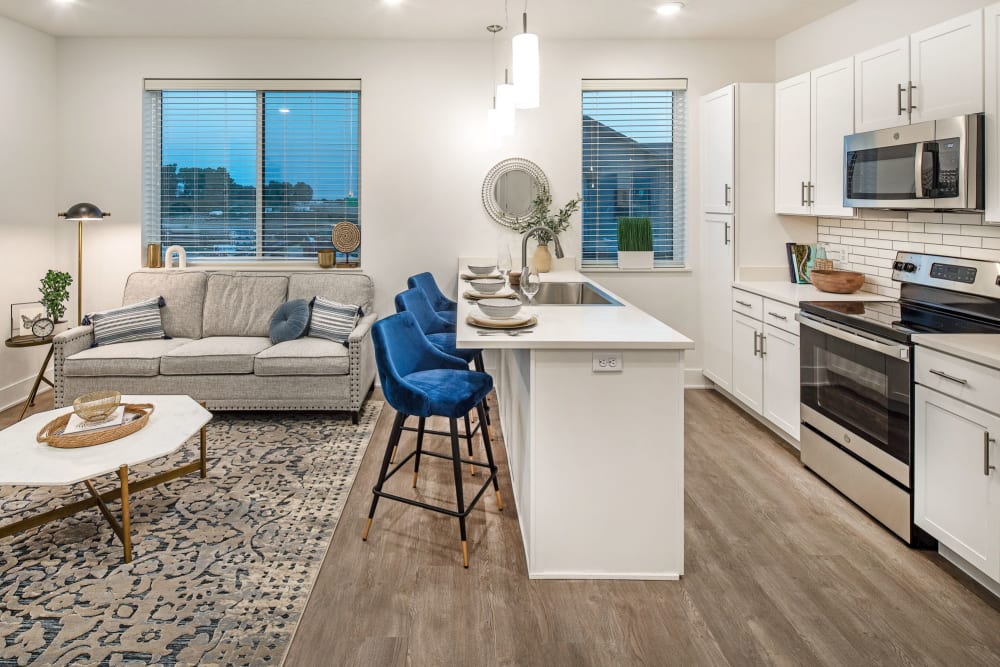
[520,226,565,270]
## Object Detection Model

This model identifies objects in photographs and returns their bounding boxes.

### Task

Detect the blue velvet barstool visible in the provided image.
[364,311,502,568]
[407,272,458,326]
[394,287,490,473]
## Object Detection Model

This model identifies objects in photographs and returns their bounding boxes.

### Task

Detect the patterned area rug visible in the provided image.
[0,402,382,666]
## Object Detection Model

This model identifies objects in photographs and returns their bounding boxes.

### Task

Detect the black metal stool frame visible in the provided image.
[363,402,503,568]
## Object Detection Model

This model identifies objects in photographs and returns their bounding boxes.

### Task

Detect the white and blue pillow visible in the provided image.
[308,296,361,345]
[85,297,168,346]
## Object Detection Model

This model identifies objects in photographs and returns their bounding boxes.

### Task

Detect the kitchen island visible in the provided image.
[456,264,694,579]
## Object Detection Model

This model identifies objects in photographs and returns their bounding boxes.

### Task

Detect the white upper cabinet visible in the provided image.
[701,85,735,214]
[811,58,855,217]
[855,11,983,132]
[855,37,910,132]
[910,9,984,124]
[774,73,812,215]
[985,3,1000,224]
[774,59,854,218]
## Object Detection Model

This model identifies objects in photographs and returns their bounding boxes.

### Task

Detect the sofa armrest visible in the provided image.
[348,312,377,343]
[53,325,94,407]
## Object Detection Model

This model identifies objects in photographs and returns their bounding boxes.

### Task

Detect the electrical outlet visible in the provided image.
[592,352,623,372]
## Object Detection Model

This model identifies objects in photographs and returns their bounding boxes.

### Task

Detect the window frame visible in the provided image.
[142,78,362,267]
[580,78,688,271]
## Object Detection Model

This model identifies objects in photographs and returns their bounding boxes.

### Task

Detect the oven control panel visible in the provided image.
[892,251,1000,297]
[929,262,977,284]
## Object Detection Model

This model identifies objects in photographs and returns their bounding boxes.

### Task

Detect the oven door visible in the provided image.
[797,313,912,486]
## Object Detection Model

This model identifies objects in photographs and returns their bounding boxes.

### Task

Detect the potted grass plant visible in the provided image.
[617,217,654,270]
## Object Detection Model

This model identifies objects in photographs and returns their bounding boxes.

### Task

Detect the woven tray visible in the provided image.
[37,403,155,449]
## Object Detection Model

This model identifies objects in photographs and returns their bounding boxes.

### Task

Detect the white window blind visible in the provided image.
[581,80,687,268]
[142,80,361,262]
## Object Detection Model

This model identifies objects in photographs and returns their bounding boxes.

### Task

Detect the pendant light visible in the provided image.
[512,1,539,109]
[486,24,508,147]
[496,68,516,136]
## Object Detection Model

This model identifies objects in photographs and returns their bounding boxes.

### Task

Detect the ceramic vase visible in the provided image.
[533,244,552,273]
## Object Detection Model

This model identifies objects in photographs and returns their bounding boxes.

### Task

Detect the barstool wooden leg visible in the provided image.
[464,413,476,476]
[477,402,503,511]
[364,412,407,541]
[448,417,469,568]
[412,417,426,487]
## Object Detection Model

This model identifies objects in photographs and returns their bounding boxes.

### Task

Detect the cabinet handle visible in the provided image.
[985,433,996,476]
[724,222,730,246]
[753,330,760,357]
[760,332,767,357]
[724,184,731,207]
[800,181,806,207]
[735,300,753,308]
[929,369,968,385]
[908,81,917,112]
[808,182,815,206]
[767,312,788,321]
[897,83,905,115]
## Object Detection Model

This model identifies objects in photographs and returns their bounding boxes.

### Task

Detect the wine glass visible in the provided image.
[520,266,540,304]
[497,243,513,287]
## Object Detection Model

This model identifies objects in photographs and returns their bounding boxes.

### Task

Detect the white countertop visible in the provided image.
[912,334,1000,371]
[732,281,888,307]
[456,266,694,351]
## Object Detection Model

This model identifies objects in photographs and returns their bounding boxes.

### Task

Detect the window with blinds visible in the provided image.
[143,80,360,262]
[581,80,687,268]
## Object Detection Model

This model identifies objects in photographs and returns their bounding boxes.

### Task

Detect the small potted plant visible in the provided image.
[515,187,580,272]
[617,217,654,270]
[39,270,73,323]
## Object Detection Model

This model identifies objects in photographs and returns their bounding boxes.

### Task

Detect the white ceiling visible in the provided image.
[0,0,854,40]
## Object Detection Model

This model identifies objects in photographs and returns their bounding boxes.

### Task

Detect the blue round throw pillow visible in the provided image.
[269,299,311,344]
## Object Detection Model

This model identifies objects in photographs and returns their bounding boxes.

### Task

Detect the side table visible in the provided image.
[4,336,55,422]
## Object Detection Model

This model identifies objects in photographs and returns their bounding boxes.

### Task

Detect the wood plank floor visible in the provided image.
[5,389,1000,665]
[285,389,1000,666]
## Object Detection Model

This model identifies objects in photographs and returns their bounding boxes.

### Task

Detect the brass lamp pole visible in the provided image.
[58,203,110,325]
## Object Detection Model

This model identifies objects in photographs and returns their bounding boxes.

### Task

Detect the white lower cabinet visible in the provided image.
[915,379,1000,582]
[730,289,801,442]
[732,312,763,414]
[762,324,801,441]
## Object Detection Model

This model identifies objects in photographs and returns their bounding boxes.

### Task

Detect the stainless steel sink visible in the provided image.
[519,281,622,306]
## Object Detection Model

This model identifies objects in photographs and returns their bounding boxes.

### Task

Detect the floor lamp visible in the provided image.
[58,203,110,325]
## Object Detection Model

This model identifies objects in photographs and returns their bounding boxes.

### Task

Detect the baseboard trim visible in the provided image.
[0,377,51,413]
[707,383,801,450]
[684,368,710,389]
[528,571,681,581]
[939,544,1000,599]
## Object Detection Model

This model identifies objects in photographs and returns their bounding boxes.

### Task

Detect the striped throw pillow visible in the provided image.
[87,297,168,346]
[308,297,361,345]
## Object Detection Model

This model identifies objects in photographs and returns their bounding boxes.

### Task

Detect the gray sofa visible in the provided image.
[53,270,377,422]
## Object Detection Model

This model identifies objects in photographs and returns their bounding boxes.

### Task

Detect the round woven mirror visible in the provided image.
[482,158,549,228]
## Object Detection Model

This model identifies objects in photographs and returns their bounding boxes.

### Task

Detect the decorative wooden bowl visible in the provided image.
[73,390,122,422]
[810,269,865,294]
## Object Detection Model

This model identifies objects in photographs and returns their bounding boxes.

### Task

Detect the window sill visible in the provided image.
[580,266,692,274]
[152,261,363,272]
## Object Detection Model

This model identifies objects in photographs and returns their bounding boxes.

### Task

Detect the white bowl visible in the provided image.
[477,298,523,319]
[467,264,497,276]
[469,278,506,294]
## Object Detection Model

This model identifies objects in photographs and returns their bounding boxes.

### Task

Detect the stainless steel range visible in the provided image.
[796,251,1000,545]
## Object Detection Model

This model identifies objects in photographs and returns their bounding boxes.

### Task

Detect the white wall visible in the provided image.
[53,36,775,378]
[0,16,56,410]
[775,0,995,79]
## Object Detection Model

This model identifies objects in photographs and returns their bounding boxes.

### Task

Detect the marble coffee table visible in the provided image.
[0,394,212,562]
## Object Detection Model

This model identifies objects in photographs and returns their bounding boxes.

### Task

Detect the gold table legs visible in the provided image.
[0,423,208,563]
[16,345,54,422]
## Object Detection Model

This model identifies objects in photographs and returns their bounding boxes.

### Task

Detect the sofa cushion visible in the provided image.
[269,299,310,344]
[160,337,272,375]
[124,271,208,339]
[203,275,288,337]
[287,274,374,314]
[308,297,360,345]
[64,338,194,377]
[254,337,350,376]
[88,297,167,346]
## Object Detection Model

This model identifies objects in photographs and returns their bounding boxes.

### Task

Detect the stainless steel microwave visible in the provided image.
[843,113,983,210]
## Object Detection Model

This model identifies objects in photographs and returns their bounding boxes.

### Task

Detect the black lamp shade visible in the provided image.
[60,202,109,221]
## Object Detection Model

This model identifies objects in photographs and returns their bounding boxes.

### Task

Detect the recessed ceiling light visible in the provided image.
[656,2,685,17]
[53,0,75,4]
[384,0,403,6]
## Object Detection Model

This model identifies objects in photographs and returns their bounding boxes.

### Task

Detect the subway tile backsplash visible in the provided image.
[817,211,997,299]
